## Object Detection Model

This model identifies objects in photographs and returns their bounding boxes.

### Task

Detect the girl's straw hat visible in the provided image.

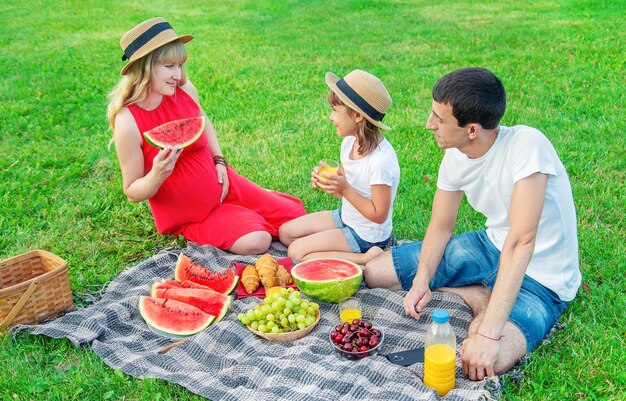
[326,70,392,130]
[119,17,193,75]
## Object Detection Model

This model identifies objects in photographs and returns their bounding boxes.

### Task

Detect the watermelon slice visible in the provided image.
[153,288,232,322]
[174,253,239,294]
[291,258,363,303]
[151,279,210,296]
[139,296,215,337]
[143,116,205,149]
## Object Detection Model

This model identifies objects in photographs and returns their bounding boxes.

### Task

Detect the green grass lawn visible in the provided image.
[1,0,624,399]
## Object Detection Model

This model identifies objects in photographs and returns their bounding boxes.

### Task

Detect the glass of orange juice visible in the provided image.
[263,276,286,298]
[339,297,363,323]
[316,160,339,186]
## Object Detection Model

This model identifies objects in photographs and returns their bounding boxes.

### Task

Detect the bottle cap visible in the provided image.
[432,309,449,324]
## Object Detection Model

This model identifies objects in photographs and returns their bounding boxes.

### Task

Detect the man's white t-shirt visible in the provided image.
[340,136,400,243]
[437,125,581,301]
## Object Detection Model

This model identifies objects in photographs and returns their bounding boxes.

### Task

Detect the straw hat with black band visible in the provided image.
[119,17,193,75]
[325,70,392,131]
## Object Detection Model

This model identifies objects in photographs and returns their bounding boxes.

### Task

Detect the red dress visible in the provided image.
[127,87,305,250]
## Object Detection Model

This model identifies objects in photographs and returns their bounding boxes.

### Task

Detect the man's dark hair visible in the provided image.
[432,67,506,129]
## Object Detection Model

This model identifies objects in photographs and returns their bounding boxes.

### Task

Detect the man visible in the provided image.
[365,67,580,380]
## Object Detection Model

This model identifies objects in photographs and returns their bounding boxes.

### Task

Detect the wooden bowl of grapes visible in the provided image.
[329,319,384,359]
[248,310,320,342]
[239,289,322,342]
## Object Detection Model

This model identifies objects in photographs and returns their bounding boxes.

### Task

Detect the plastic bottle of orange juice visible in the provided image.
[424,309,456,397]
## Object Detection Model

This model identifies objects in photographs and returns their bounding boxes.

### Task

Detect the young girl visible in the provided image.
[107,17,305,255]
[279,70,400,264]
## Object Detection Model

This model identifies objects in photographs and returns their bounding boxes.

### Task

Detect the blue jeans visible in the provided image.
[331,209,391,253]
[391,230,569,352]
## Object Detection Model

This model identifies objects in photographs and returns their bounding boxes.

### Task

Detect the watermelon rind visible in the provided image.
[139,296,215,337]
[174,253,194,278]
[221,271,239,295]
[213,297,232,322]
[174,253,239,294]
[291,258,363,303]
[144,116,205,149]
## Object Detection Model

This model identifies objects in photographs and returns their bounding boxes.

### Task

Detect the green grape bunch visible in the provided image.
[237,288,320,334]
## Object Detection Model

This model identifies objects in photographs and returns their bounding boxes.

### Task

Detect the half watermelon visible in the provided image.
[291,258,363,303]
[174,253,239,294]
[152,288,232,322]
[139,296,215,337]
[144,116,205,149]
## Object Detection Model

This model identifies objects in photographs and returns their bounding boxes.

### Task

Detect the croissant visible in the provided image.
[276,264,293,285]
[242,264,260,294]
[255,254,278,287]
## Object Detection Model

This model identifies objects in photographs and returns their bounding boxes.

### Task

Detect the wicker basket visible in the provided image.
[0,250,74,329]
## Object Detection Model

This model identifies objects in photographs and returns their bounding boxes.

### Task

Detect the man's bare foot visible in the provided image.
[440,285,489,337]
[467,311,485,337]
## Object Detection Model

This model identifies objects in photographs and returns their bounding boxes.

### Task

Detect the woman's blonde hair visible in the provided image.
[327,90,380,156]
[107,40,189,130]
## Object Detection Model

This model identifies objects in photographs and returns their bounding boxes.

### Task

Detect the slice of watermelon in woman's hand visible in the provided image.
[144,116,205,149]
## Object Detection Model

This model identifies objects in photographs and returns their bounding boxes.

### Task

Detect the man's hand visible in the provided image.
[402,282,432,320]
[461,334,500,380]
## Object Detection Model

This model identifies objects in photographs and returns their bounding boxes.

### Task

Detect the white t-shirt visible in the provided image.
[437,125,581,301]
[340,136,400,243]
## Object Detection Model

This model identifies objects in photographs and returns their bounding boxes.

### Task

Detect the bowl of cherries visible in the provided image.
[329,319,384,360]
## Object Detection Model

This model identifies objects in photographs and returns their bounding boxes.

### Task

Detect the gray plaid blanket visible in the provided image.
[13,242,501,401]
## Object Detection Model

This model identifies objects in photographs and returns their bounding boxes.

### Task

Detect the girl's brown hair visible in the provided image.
[327,91,380,156]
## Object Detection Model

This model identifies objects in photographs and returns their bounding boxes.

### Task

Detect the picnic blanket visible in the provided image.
[13,242,501,401]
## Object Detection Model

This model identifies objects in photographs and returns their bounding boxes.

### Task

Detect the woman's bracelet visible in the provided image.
[477,332,505,341]
[213,155,227,167]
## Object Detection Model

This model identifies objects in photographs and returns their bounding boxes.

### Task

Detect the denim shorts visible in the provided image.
[391,230,569,352]
[331,209,391,253]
